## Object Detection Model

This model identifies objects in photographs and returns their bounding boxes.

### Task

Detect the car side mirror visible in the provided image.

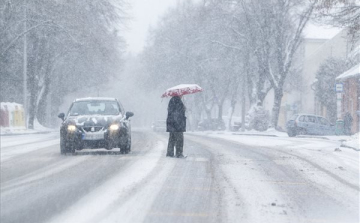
[58,113,65,121]
[125,111,134,119]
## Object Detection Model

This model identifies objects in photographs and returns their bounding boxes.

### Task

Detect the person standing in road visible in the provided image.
[166,96,186,158]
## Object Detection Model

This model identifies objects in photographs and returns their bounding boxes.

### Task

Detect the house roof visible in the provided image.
[336,63,360,80]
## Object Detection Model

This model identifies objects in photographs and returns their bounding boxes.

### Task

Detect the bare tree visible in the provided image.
[237,0,315,128]
[0,0,128,128]
[314,0,360,43]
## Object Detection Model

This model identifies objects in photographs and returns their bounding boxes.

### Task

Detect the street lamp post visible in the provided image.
[23,0,27,128]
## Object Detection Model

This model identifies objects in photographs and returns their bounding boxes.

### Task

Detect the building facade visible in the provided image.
[301,30,351,115]
[336,64,360,134]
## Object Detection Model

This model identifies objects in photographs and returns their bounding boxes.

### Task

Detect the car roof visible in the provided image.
[74,97,117,102]
[294,114,327,118]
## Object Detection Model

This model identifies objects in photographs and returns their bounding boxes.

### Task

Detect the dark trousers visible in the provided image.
[167,132,184,156]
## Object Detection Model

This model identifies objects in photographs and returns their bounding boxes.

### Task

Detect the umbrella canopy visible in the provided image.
[161,84,203,98]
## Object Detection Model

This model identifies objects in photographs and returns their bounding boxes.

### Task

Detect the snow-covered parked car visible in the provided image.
[198,118,226,131]
[151,120,166,132]
[58,97,134,154]
[286,114,335,137]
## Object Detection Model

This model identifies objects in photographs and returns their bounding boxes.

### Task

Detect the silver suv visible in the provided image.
[286,114,335,137]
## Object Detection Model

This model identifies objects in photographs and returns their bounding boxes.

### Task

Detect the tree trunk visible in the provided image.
[217,100,224,121]
[271,88,283,129]
[36,47,53,127]
[27,84,37,129]
[36,75,50,127]
[228,99,237,131]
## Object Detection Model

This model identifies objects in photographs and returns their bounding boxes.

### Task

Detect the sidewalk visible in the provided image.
[190,128,359,151]
[0,120,56,136]
[337,133,359,151]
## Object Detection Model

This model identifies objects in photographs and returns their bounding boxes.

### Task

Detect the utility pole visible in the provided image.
[23,0,28,128]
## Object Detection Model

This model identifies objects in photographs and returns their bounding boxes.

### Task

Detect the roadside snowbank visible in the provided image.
[340,132,359,150]
[0,119,55,135]
[191,129,359,151]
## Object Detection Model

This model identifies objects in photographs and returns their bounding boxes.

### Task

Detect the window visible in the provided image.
[306,116,316,123]
[317,117,329,125]
[299,116,305,122]
[69,101,120,116]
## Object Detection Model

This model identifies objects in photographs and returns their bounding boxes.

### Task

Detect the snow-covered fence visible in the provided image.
[0,102,26,129]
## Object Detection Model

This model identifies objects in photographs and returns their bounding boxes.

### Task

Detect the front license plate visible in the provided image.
[83,132,104,140]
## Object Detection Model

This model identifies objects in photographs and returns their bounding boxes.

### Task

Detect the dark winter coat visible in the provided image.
[166,96,186,132]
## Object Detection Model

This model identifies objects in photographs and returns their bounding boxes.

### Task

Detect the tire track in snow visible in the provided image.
[48,133,173,223]
[186,134,359,223]
[0,131,156,223]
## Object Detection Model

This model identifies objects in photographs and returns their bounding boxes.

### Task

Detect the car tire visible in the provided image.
[60,137,67,155]
[125,135,131,153]
[119,135,129,154]
[66,142,76,154]
[287,130,296,137]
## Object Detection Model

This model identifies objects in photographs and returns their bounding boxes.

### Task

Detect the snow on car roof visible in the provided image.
[295,113,328,118]
[74,97,117,102]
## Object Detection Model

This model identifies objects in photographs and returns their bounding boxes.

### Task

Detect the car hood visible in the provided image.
[66,115,123,127]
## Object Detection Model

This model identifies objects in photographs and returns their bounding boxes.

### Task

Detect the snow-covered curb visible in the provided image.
[0,129,55,136]
[0,119,56,136]
[188,129,359,152]
[339,133,359,151]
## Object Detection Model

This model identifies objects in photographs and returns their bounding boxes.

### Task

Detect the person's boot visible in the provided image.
[176,153,186,158]
[166,153,174,157]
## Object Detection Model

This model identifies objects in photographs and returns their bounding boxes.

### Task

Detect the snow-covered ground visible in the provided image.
[189,129,360,190]
[1,130,359,223]
[191,128,359,151]
[0,119,59,161]
[0,132,59,161]
[188,130,359,222]
[0,119,55,135]
[338,132,359,150]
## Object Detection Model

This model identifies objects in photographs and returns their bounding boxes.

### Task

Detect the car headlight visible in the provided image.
[67,125,76,131]
[109,124,120,131]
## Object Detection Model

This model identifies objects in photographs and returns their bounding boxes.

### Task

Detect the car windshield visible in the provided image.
[69,101,120,116]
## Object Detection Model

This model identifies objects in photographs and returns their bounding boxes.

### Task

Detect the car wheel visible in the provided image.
[287,130,296,137]
[66,142,76,154]
[297,129,307,135]
[119,135,129,154]
[125,135,131,153]
[60,137,67,155]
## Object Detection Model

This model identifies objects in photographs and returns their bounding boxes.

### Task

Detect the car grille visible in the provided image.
[82,126,104,132]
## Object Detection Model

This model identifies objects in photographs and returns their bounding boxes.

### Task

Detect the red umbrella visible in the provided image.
[161,84,203,98]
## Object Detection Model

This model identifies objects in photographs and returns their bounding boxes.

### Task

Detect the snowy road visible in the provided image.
[0,131,359,223]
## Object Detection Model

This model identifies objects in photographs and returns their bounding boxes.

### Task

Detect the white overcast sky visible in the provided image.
[124,0,341,54]
[123,0,178,54]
